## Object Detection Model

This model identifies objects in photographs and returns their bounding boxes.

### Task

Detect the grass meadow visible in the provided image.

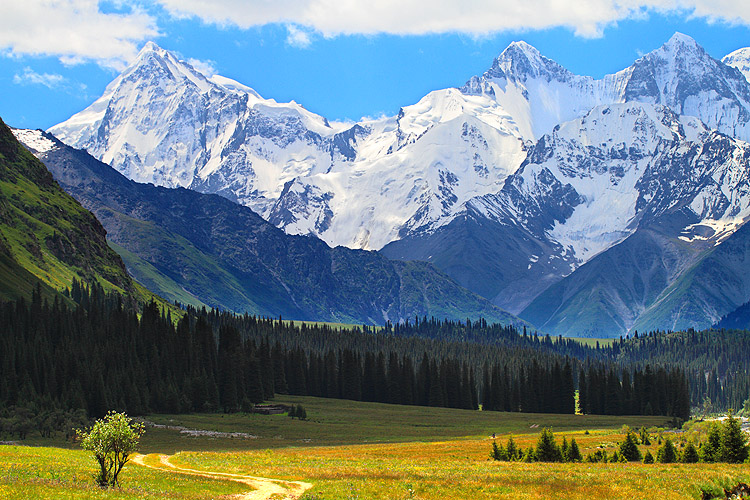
[2,396,748,499]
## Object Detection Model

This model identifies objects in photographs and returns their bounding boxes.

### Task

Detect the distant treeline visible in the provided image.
[0,282,709,422]
[614,329,750,413]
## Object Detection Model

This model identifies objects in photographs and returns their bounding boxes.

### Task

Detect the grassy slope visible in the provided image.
[108,241,210,310]
[520,228,701,338]
[0,121,186,319]
[0,445,246,500]
[0,119,134,301]
[2,397,744,500]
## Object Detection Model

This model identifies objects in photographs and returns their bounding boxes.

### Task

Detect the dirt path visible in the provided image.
[131,453,313,499]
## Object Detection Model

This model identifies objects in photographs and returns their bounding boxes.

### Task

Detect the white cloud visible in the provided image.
[13,67,67,89]
[286,25,313,48]
[187,58,218,76]
[154,0,750,39]
[12,66,88,96]
[0,0,159,69]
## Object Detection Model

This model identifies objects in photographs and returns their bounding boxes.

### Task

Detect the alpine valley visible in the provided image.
[44,33,750,337]
[9,126,516,326]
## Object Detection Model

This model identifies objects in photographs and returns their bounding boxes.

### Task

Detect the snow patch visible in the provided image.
[11,129,57,154]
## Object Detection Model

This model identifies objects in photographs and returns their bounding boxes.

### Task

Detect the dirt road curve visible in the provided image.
[131,453,313,499]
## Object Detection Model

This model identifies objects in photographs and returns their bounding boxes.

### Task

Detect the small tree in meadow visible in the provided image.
[535,428,562,462]
[567,438,583,462]
[521,446,536,462]
[700,422,721,463]
[718,410,749,463]
[639,426,651,446]
[642,450,654,464]
[560,436,569,460]
[681,442,699,463]
[585,449,607,463]
[296,405,307,421]
[77,411,145,488]
[505,436,518,461]
[490,440,506,461]
[618,428,642,462]
[656,437,677,463]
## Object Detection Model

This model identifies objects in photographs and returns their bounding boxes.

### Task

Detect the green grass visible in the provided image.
[1,397,745,500]
[131,396,672,453]
[566,337,616,347]
[0,445,246,499]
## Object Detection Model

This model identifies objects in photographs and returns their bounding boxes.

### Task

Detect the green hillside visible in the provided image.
[0,118,139,302]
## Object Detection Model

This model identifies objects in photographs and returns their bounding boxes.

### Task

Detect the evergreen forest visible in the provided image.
[5,281,740,425]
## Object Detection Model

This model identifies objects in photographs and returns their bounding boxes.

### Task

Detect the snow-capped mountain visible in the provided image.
[478,102,749,264]
[511,102,750,335]
[49,42,345,216]
[49,33,750,336]
[384,102,750,317]
[267,91,527,249]
[461,33,750,143]
[50,34,750,253]
[723,47,750,84]
[50,42,527,250]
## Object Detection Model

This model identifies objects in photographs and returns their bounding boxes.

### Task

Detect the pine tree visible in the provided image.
[490,440,506,461]
[505,436,518,461]
[642,450,654,464]
[700,422,721,463]
[535,428,562,462]
[656,437,677,463]
[681,442,699,463]
[719,410,749,463]
[568,438,582,462]
[560,436,569,461]
[639,426,651,446]
[618,428,642,461]
[295,404,307,420]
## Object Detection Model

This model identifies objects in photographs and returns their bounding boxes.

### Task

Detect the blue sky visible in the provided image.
[2,1,750,130]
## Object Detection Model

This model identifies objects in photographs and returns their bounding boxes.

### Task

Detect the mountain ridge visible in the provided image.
[16,127,523,326]
[47,34,750,336]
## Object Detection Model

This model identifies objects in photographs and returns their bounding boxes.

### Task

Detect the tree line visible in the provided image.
[490,414,748,465]
[1,282,693,422]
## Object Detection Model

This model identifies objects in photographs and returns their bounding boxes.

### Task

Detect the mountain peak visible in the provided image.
[482,40,570,83]
[140,41,161,53]
[504,40,542,57]
[723,47,750,83]
[134,41,172,63]
[648,32,707,63]
[121,40,216,93]
[497,40,545,67]
[665,32,698,48]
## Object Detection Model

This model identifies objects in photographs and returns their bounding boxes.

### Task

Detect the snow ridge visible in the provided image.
[49,35,750,261]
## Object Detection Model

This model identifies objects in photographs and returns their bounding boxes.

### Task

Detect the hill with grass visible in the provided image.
[0,118,137,302]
